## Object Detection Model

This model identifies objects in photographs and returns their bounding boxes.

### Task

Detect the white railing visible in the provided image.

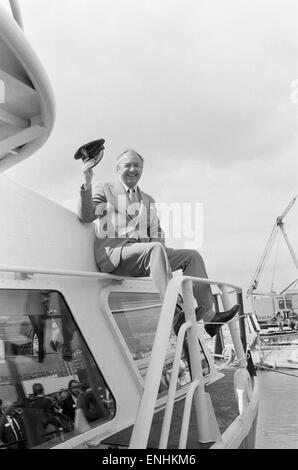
[0,264,142,281]
[159,320,192,448]
[129,275,246,449]
[0,263,250,448]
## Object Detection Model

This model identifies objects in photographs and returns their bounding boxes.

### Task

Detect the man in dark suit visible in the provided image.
[31,383,63,431]
[31,383,55,414]
[78,149,238,337]
[62,380,81,422]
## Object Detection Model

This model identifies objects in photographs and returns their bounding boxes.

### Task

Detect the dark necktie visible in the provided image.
[128,188,138,204]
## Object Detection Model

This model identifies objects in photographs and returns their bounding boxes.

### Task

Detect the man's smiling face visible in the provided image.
[117,152,143,188]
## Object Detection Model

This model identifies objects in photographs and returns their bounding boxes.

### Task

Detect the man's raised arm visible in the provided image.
[77,145,105,223]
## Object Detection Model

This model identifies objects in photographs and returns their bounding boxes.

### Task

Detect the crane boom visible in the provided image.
[278,194,297,220]
[247,195,298,296]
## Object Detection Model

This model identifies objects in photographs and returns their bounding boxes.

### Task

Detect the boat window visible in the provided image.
[0,289,115,449]
[108,291,210,395]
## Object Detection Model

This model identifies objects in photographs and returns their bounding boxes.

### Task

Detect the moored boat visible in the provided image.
[247,195,298,370]
[246,308,298,370]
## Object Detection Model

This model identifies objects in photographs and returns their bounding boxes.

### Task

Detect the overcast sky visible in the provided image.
[5,0,298,302]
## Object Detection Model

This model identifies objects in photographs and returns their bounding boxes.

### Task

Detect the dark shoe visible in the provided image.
[204,304,239,338]
[173,303,207,336]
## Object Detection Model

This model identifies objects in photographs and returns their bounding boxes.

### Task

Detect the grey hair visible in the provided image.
[116,149,144,163]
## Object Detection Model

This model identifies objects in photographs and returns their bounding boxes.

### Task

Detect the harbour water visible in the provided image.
[256,368,298,449]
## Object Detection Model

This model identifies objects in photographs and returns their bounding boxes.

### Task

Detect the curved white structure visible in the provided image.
[0,2,55,172]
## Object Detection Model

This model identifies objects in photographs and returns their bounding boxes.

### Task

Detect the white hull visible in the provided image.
[252,344,298,369]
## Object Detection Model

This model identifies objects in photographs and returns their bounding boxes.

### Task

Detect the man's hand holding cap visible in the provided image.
[74,139,105,169]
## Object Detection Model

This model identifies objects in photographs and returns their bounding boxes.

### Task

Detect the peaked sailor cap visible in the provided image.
[74,139,105,167]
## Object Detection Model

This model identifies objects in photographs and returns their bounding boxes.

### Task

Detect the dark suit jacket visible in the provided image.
[78,180,164,273]
[31,396,63,430]
[62,394,77,422]
[0,409,25,449]
[32,396,55,414]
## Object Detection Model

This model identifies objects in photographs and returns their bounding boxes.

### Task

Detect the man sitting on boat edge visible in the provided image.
[77,143,239,338]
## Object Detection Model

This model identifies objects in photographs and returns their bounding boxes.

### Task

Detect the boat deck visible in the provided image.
[99,367,238,449]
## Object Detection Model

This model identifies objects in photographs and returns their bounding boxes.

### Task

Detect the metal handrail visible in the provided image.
[0,264,145,281]
[111,303,162,314]
[159,320,192,448]
[179,379,200,448]
[0,264,242,291]
[129,275,246,449]
[160,313,238,448]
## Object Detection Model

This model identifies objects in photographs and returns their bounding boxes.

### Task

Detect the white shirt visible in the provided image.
[119,178,145,239]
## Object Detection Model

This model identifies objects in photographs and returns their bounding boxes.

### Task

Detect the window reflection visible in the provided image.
[108,292,210,396]
[0,290,115,449]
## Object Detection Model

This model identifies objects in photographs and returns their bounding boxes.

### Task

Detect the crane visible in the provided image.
[247,194,298,296]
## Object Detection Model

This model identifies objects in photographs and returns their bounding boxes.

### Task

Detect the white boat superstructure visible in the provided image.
[0,1,54,172]
[0,173,259,449]
[0,1,259,450]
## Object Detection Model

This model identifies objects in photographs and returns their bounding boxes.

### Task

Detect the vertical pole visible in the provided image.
[237,291,247,351]
[213,294,224,355]
[182,280,221,443]
[129,281,178,448]
[213,294,220,313]
[238,293,257,376]
[220,285,247,368]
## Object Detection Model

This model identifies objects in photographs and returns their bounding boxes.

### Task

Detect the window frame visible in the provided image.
[99,279,219,407]
[0,286,117,448]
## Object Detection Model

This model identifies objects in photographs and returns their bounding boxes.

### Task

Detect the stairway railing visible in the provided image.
[129,275,246,449]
